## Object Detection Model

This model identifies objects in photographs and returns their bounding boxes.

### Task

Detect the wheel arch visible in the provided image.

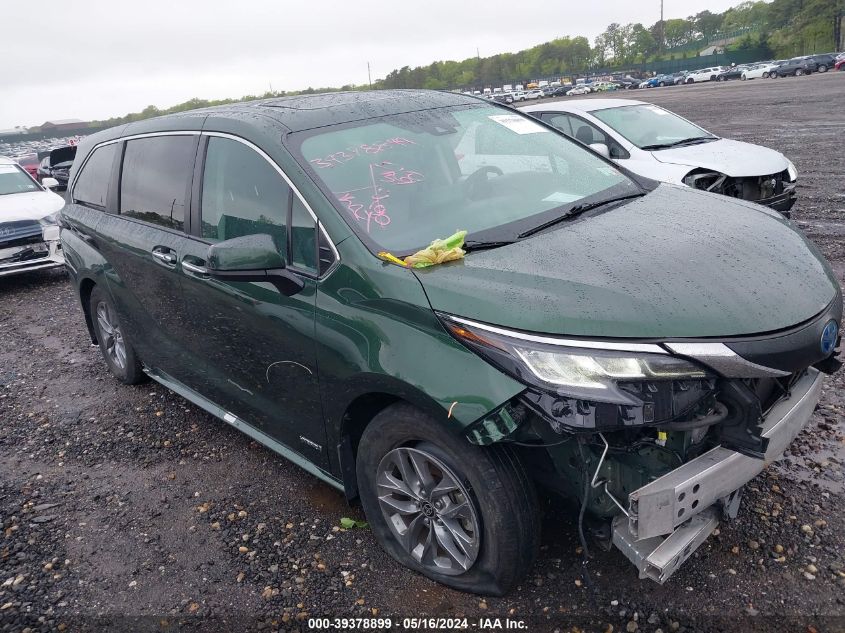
[79,276,98,344]
[333,370,515,501]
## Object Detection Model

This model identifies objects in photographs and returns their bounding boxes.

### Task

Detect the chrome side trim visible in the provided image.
[144,366,343,491]
[69,132,199,197]
[69,129,342,279]
[665,342,790,378]
[442,315,669,354]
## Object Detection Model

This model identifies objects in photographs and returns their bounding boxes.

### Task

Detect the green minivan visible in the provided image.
[61,90,841,594]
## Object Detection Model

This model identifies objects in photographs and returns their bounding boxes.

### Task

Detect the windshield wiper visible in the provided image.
[641,136,717,151]
[463,239,516,252]
[517,193,645,239]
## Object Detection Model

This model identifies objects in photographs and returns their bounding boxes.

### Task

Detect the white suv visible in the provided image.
[684,67,725,83]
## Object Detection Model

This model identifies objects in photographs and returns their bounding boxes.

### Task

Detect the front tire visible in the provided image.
[818,65,827,73]
[795,69,803,76]
[90,285,146,384]
[356,403,540,595]
[762,72,769,78]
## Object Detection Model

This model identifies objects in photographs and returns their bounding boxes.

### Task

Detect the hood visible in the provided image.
[0,190,65,223]
[415,184,838,339]
[651,138,789,177]
[49,145,77,166]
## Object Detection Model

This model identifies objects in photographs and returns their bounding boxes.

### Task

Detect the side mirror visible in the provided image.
[589,143,611,159]
[206,233,304,296]
[42,177,60,189]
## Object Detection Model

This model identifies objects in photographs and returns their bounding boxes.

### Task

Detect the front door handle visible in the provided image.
[151,246,177,267]
[182,259,209,276]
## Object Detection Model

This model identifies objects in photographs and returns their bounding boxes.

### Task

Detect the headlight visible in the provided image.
[38,212,60,226]
[786,159,797,182]
[441,314,715,431]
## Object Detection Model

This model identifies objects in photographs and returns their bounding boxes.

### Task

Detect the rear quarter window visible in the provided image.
[74,143,117,209]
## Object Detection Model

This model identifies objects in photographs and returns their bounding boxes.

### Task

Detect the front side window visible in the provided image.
[0,164,40,196]
[546,114,628,159]
[294,105,637,254]
[591,104,715,150]
[120,135,196,230]
[200,137,291,255]
[74,143,117,208]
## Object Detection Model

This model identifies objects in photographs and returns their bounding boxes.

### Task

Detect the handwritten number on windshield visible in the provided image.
[310,138,416,169]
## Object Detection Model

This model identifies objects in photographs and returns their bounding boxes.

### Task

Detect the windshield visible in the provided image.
[591,104,715,150]
[294,105,637,253]
[0,164,40,196]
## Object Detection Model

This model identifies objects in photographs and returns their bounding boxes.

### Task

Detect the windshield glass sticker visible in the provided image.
[488,115,548,135]
[542,191,582,204]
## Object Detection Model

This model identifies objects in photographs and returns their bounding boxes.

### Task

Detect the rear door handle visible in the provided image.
[151,246,177,267]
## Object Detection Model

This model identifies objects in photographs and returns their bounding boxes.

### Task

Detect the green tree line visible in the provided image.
[93,0,841,128]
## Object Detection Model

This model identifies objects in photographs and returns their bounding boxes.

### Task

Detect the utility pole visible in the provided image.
[659,0,665,55]
[367,62,372,89]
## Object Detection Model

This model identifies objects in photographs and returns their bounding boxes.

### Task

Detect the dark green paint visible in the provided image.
[416,185,839,338]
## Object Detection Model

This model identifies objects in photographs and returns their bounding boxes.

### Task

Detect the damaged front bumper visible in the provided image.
[684,169,797,215]
[0,225,65,277]
[611,368,822,583]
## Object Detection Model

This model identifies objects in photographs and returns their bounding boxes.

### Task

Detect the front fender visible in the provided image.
[316,241,526,475]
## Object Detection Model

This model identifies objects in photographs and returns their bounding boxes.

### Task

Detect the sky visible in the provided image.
[1,0,742,129]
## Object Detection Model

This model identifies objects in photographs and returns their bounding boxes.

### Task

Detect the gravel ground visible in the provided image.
[1,72,844,632]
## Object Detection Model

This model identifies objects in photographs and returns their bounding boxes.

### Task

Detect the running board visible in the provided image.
[612,507,719,584]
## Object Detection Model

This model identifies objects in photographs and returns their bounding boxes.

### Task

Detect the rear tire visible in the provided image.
[762,72,769,78]
[818,65,827,73]
[686,78,694,84]
[795,69,803,76]
[90,285,146,385]
[356,403,540,596]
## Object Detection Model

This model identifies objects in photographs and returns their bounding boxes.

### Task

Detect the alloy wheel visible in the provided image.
[376,446,481,576]
[96,301,127,370]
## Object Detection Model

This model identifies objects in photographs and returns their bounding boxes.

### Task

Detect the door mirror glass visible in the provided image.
[589,143,611,158]
[206,233,285,272]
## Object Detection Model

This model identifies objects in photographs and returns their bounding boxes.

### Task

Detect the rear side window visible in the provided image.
[74,144,117,209]
[200,136,291,255]
[120,136,196,230]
